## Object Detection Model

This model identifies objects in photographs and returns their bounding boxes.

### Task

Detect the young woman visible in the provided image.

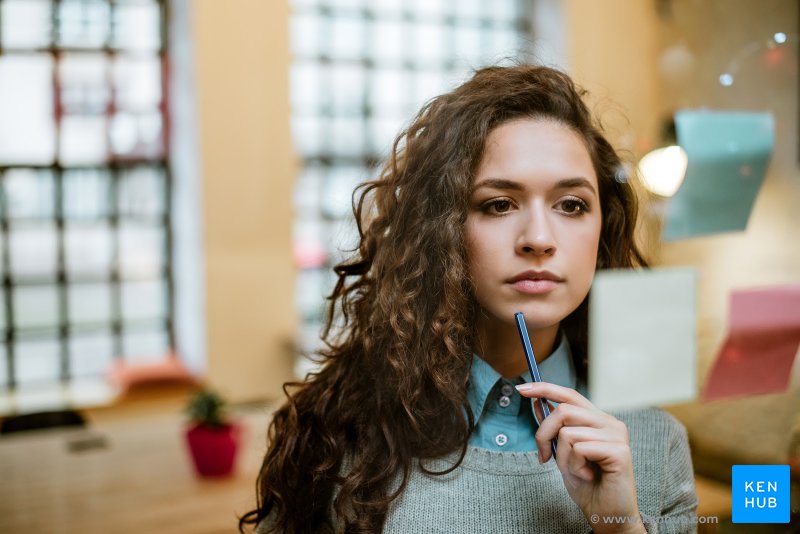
[241,65,698,534]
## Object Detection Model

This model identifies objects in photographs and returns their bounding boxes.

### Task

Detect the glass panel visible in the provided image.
[70,330,113,377]
[112,1,161,52]
[370,68,407,113]
[63,169,111,220]
[410,0,448,19]
[367,0,403,17]
[329,0,363,11]
[290,62,322,112]
[291,13,322,58]
[413,22,446,66]
[330,117,364,156]
[59,53,110,115]
[412,70,449,113]
[118,166,165,217]
[13,285,60,330]
[0,288,6,334]
[294,165,324,212]
[330,15,364,61]
[454,25,483,64]
[109,111,163,158]
[292,216,327,269]
[119,223,164,278]
[0,0,52,49]
[369,113,405,154]
[327,216,360,263]
[321,166,363,218]
[122,328,169,361]
[455,0,482,21]
[4,169,55,219]
[9,223,58,278]
[0,345,7,390]
[113,56,162,111]
[121,279,166,320]
[292,116,324,156]
[64,224,113,277]
[295,267,328,321]
[56,0,111,49]
[68,283,112,325]
[0,55,56,165]
[15,336,60,384]
[492,0,519,23]
[370,19,405,63]
[331,64,365,116]
[60,114,108,165]
[490,28,520,58]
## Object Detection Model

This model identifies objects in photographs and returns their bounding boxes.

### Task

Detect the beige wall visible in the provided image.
[560,0,800,384]
[191,0,296,402]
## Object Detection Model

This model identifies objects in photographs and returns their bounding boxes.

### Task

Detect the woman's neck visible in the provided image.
[473,314,560,379]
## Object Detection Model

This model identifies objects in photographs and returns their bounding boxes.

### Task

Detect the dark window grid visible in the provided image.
[290,0,530,333]
[0,0,173,391]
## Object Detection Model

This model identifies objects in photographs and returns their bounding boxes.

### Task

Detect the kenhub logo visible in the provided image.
[732,465,790,523]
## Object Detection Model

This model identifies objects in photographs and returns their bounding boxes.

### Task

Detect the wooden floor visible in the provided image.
[1,386,276,534]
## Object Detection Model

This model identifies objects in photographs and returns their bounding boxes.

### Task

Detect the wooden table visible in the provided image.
[0,405,274,534]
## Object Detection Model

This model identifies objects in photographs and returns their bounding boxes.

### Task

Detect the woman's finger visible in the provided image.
[548,426,600,482]
[535,404,626,463]
[571,440,634,473]
[515,381,594,410]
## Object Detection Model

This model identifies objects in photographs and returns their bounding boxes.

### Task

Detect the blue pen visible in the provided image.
[514,311,558,461]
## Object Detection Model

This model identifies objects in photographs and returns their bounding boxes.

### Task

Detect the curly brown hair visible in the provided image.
[239,64,648,533]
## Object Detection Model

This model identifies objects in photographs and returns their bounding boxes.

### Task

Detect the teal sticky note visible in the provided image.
[662,111,774,240]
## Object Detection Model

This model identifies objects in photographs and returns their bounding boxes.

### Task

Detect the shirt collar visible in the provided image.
[467,331,577,421]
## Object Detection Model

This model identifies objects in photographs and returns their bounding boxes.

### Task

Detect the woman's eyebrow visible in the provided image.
[553,177,597,196]
[471,177,597,196]
[471,178,524,192]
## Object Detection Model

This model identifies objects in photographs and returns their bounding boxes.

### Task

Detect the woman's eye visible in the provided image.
[482,199,513,214]
[558,198,589,215]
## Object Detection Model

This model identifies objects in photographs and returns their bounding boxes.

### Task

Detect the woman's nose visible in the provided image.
[516,207,556,256]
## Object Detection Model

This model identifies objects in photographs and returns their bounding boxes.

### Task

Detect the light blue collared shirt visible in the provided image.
[467,332,583,452]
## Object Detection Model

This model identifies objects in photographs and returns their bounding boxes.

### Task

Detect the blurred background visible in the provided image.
[0,0,797,532]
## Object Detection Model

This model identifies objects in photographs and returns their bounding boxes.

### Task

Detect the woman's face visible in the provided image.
[466,118,602,332]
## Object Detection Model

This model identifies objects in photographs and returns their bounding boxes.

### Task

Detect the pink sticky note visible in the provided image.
[702,285,800,401]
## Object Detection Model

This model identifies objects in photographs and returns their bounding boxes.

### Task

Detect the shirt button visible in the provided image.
[495,433,508,447]
[500,384,514,396]
[498,395,511,408]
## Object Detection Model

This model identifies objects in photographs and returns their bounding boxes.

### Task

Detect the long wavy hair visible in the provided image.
[240,65,648,533]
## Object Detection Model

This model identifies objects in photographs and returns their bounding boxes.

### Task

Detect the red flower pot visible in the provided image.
[185,422,241,477]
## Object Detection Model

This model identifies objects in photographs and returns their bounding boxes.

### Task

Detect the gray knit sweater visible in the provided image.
[258,407,698,533]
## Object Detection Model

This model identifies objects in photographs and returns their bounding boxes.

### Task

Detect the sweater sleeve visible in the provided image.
[639,415,700,534]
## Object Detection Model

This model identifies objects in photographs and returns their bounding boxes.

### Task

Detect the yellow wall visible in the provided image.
[562,0,664,154]
[191,0,296,402]
[560,0,800,384]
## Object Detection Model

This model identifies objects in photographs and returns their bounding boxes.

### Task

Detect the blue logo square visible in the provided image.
[732,465,790,523]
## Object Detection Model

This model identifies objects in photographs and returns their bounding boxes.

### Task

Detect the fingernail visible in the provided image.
[515,383,533,392]
[537,450,543,464]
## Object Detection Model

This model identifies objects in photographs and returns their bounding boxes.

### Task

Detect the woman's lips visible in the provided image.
[510,279,561,294]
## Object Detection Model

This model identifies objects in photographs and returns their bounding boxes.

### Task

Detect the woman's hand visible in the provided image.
[516,382,646,534]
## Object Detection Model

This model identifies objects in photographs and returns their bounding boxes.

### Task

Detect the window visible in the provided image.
[0,0,172,402]
[289,0,532,372]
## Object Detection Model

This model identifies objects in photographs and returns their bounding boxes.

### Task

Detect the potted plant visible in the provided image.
[184,388,241,477]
